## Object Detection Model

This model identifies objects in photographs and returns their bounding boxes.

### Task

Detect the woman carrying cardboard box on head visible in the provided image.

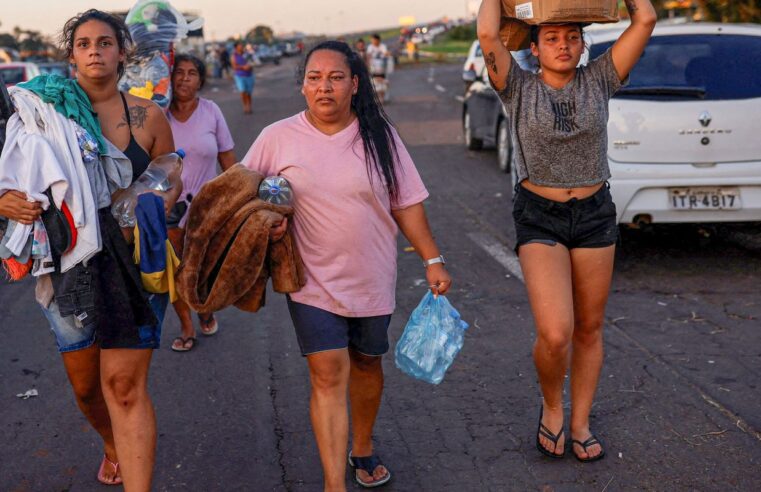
[477,0,656,462]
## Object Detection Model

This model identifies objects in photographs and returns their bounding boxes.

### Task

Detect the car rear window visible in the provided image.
[0,67,26,85]
[589,34,761,101]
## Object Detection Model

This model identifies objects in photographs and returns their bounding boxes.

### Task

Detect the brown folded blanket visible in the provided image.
[177,164,305,313]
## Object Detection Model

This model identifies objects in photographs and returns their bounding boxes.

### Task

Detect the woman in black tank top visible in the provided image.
[21,10,177,489]
[119,91,152,180]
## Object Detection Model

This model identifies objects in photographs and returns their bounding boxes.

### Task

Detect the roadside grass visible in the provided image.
[421,39,473,55]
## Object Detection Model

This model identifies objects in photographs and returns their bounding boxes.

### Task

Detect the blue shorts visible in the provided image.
[41,293,169,353]
[233,74,255,94]
[286,297,391,357]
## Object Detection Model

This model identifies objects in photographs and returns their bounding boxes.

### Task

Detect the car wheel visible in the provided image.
[497,117,511,173]
[463,111,483,151]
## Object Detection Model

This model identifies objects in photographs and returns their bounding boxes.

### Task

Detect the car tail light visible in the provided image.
[469,63,476,71]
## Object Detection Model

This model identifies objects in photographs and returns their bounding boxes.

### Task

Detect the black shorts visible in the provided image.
[286,297,391,357]
[512,183,618,253]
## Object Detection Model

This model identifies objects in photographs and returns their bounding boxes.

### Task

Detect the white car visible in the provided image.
[462,40,484,88]
[512,23,761,226]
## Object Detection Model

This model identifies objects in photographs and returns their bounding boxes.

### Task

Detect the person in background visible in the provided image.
[231,41,255,114]
[478,0,656,462]
[243,40,451,490]
[353,38,367,65]
[0,9,179,489]
[219,45,232,79]
[166,53,236,352]
[366,34,390,102]
[205,47,219,79]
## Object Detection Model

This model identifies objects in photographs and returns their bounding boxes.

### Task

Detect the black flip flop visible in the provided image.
[536,406,565,459]
[571,434,605,463]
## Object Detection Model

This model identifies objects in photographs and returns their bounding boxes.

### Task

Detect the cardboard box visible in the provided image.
[499,0,619,50]
[502,0,619,24]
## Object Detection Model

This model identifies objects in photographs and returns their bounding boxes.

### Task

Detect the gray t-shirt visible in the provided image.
[497,49,626,188]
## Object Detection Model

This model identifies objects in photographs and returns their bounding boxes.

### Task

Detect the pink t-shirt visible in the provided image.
[168,98,234,225]
[242,111,429,317]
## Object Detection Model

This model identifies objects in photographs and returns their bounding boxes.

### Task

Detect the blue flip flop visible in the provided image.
[348,450,391,488]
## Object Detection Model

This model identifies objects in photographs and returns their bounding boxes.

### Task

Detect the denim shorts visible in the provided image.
[286,297,391,357]
[512,183,618,253]
[233,74,255,94]
[41,293,169,353]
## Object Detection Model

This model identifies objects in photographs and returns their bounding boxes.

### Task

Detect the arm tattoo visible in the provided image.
[117,105,149,129]
[485,52,498,75]
[625,0,639,13]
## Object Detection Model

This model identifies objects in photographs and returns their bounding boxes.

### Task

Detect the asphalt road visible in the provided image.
[1,56,760,491]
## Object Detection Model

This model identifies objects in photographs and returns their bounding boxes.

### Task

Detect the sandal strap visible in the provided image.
[103,455,119,472]
[351,454,382,475]
[538,424,563,444]
[571,435,600,451]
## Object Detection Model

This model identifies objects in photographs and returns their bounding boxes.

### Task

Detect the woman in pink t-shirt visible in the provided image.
[244,41,451,490]
[167,54,236,352]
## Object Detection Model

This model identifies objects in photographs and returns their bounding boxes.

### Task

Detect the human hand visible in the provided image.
[426,263,452,297]
[269,216,288,242]
[146,189,173,215]
[0,191,43,225]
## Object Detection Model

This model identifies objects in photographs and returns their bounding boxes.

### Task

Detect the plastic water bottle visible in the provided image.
[394,293,469,385]
[111,149,185,227]
[258,176,293,205]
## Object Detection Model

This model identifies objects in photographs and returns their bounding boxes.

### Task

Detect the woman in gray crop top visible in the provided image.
[478,0,656,462]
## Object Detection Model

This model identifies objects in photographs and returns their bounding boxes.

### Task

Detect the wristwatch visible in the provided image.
[423,255,446,268]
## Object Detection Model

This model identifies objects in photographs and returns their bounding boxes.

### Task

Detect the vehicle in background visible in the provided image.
[462,22,761,227]
[461,49,537,172]
[585,23,761,226]
[277,42,301,57]
[37,62,72,79]
[256,45,281,65]
[0,62,41,87]
[462,40,484,91]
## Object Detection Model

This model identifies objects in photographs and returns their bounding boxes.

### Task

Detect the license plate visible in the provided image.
[669,187,742,210]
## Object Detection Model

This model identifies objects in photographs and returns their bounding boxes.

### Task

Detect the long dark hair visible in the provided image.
[61,9,133,79]
[301,41,400,200]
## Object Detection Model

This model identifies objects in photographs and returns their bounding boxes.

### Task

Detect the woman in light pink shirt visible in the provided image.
[244,41,451,490]
[167,54,236,351]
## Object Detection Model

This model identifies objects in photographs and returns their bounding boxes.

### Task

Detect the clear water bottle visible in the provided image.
[394,292,468,385]
[258,176,293,205]
[111,149,185,227]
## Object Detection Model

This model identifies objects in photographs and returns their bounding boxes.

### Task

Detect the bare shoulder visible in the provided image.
[120,93,168,131]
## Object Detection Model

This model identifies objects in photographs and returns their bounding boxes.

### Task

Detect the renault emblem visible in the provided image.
[699,111,712,127]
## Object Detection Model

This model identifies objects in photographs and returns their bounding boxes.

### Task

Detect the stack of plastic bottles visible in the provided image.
[119,0,204,108]
[111,149,185,227]
[395,291,469,385]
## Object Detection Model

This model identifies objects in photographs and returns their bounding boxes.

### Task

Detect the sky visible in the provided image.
[1,0,481,40]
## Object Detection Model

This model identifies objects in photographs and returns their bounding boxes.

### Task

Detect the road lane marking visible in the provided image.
[435,84,447,93]
[467,232,524,282]
[455,95,465,102]
[428,67,435,83]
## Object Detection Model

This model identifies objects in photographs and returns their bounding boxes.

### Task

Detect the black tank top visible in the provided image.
[120,93,151,183]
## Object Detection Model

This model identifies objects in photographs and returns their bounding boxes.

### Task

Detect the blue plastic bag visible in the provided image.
[395,291,469,384]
